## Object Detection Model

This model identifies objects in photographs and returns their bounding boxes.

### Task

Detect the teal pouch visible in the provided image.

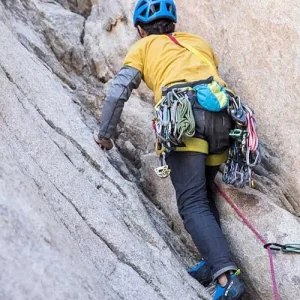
[194,80,229,112]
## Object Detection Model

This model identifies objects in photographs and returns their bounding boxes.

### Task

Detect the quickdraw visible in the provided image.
[153,88,195,178]
[223,95,261,188]
[264,243,300,254]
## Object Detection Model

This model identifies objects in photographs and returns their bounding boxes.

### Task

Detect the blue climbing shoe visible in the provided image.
[188,259,212,287]
[213,270,245,300]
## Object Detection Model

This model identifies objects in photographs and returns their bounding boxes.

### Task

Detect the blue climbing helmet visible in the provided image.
[133,0,177,26]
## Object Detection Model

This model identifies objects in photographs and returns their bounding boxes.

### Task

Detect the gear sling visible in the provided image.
[153,34,232,177]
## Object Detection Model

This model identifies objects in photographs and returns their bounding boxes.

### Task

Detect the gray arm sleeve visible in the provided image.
[98,66,142,139]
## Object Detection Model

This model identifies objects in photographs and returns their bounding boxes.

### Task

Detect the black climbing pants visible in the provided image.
[166,151,237,280]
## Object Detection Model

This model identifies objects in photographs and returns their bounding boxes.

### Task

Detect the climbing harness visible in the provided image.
[152,88,195,178]
[165,33,260,187]
[153,33,260,182]
[222,94,261,188]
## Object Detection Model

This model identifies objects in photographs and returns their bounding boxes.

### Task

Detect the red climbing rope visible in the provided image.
[215,183,280,300]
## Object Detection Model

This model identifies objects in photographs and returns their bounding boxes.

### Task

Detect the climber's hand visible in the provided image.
[93,133,113,151]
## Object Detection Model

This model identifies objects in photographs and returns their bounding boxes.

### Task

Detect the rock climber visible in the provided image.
[94,1,245,299]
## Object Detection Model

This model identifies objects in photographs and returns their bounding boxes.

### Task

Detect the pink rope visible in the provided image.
[215,183,280,300]
[266,248,280,300]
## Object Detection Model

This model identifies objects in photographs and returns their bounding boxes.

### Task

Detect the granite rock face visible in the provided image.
[0,1,209,300]
[1,1,300,300]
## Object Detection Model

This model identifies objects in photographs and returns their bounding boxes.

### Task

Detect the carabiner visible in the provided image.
[282,244,300,254]
[229,129,244,139]
[154,165,171,178]
[264,243,283,251]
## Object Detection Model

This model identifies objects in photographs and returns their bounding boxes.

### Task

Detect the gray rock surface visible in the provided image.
[1,1,300,300]
[0,1,209,300]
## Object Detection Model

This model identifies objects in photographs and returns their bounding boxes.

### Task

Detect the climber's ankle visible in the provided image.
[217,273,228,287]
[217,270,235,287]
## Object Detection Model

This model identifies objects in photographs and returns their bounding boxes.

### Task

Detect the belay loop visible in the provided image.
[153,88,196,178]
[222,94,261,188]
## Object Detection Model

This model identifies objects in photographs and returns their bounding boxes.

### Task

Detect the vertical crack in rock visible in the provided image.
[0,66,127,199]
[1,115,177,298]
[56,0,93,19]
[0,65,14,83]
[80,19,86,45]
[0,142,127,300]
[2,98,198,299]
[33,106,128,199]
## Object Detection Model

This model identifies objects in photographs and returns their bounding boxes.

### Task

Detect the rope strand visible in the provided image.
[215,182,280,300]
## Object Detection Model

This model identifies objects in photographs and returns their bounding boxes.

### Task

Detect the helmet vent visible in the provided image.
[150,3,161,15]
[166,3,173,12]
[140,8,147,17]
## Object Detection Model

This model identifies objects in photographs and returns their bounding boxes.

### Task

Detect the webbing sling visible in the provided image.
[166,34,235,97]
[166,34,217,71]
